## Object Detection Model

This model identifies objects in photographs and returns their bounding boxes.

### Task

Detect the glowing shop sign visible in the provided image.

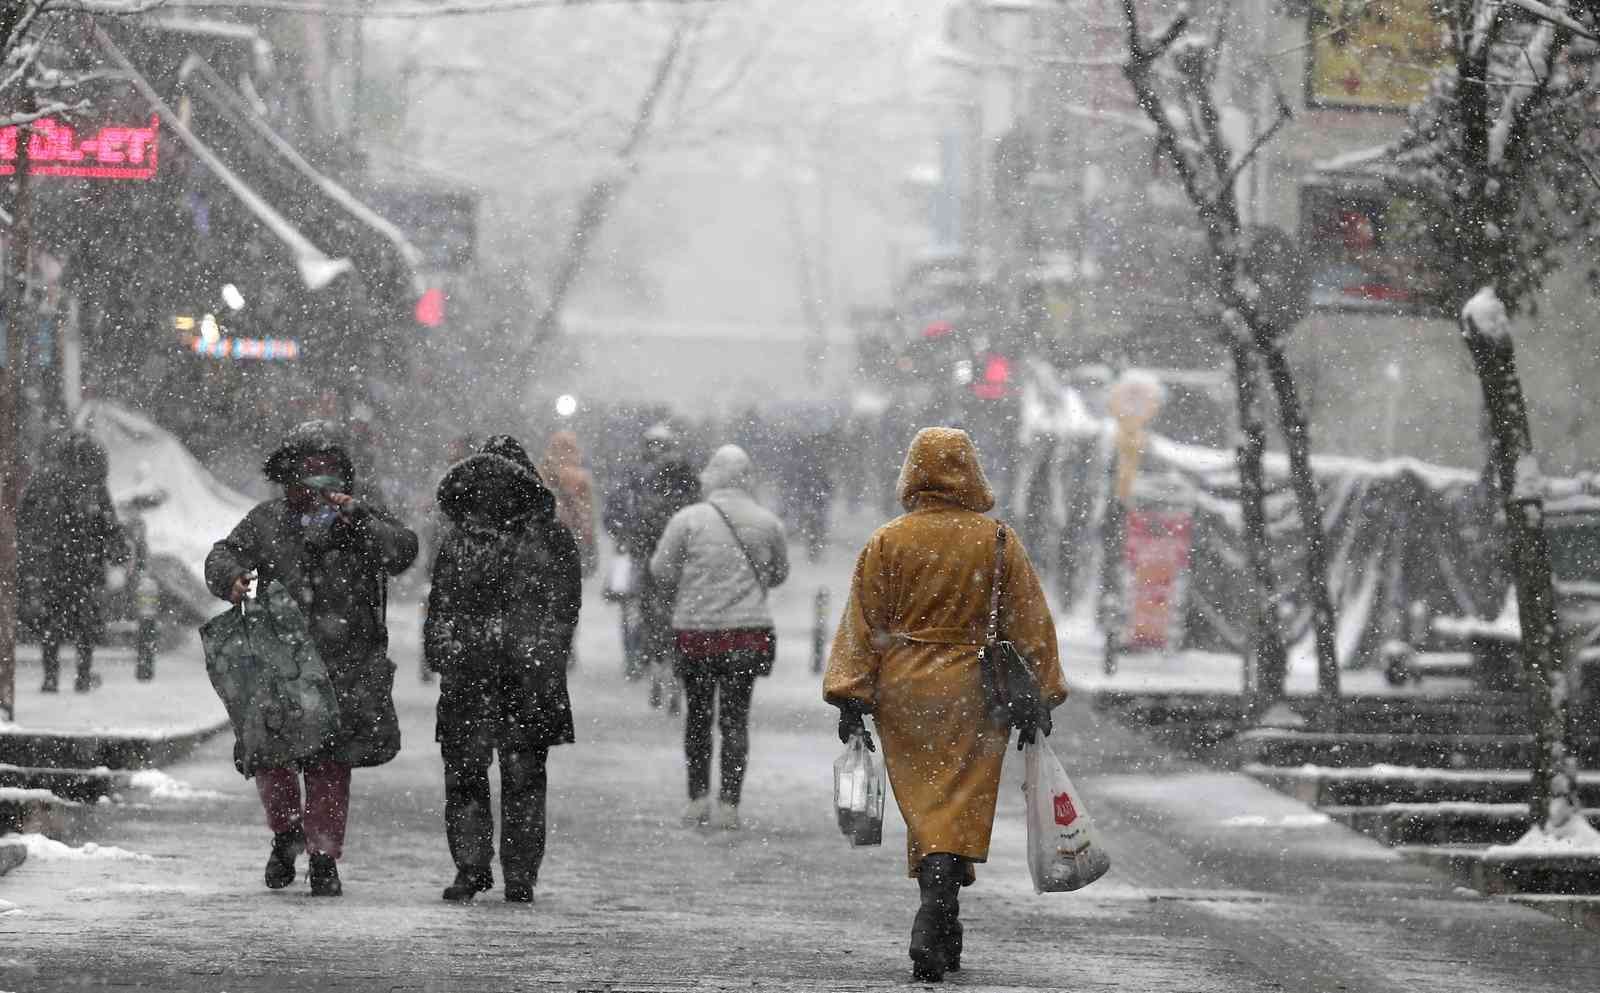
[187,336,301,361]
[0,116,161,180]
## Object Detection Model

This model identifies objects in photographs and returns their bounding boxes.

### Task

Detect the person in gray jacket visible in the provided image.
[650,444,789,830]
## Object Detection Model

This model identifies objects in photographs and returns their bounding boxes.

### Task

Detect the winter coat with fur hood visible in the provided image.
[650,445,789,633]
[425,442,582,751]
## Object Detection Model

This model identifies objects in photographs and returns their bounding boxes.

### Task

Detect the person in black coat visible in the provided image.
[18,432,128,693]
[425,435,582,904]
[602,424,700,708]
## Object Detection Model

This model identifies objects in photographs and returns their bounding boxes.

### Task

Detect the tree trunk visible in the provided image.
[1461,303,1576,830]
[1260,341,1341,701]
[531,23,686,345]
[1228,337,1288,705]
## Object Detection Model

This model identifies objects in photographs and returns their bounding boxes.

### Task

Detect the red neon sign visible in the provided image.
[0,116,160,180]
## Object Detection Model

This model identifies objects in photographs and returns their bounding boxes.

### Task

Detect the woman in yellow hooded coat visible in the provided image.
[824,427,1068,983]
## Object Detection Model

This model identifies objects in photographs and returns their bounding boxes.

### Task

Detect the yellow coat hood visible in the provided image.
[895,427,995,513]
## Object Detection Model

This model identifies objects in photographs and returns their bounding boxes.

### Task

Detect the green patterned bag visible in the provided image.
[200,581,341,776]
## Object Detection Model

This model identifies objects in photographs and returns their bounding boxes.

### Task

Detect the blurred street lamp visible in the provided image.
[555,393,578,418]
[221,283,245,311]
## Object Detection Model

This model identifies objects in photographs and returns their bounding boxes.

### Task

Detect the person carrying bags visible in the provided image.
[824,427,1068,983]
[206,420,418,898]
[651,444,789,831]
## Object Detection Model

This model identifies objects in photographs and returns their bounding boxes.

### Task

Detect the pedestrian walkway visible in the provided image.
[3,637,225,739]
[4,547,1600,991]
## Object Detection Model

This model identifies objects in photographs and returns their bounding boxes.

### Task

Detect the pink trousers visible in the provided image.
[255,761,352,860]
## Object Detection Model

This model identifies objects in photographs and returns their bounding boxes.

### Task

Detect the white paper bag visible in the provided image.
[1023,739,1111,892]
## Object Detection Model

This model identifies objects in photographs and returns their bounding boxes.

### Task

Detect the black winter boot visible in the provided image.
[264,824,304,890]
[73,646,99,693]
[944,896,963,972]
[443,866,494,902]
[40,644,60,693]
[308,853,342,896]
[909,854,962,982]
[503,875,534,903]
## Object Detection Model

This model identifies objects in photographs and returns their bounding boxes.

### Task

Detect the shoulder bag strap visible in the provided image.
[707,499,768,600]
[986,523,1007,648]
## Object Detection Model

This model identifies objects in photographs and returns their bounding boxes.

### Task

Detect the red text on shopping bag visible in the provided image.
[1053,792,1078,827]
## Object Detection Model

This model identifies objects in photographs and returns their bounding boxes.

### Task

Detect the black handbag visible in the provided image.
[979,525,1049,736]
[706,500,778,676]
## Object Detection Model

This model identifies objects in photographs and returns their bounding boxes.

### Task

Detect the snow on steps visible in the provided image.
[1231,728,1534,769]
[0,835,24,877]
[0,763,125,804]
[1404,845,1600,897]
[1096,691,1530,734]
[1244,763,1600,807]
[1323,802,1600,846]
[0,786,74,840]
[0,719,229,770]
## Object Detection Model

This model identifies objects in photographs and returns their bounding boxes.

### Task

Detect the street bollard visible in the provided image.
[812,587,830,675]
[134,572,160,681]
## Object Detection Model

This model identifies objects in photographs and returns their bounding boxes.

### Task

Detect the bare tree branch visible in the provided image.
[0,99,90,126]
[1504,0,1600,41]
[1223,90,1293,192]
[151,0,717,17]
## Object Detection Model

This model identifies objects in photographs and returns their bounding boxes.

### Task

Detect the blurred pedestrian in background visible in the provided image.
[824,427,1067,982]
[543,429,599,578]
[18,431,128,693]
[603,423,700,710]
[206,420,418,897]
[426,435,581,904]
[650,444,789,830]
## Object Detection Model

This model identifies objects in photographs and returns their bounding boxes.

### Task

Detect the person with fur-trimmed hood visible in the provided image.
[425,435,582,904]
[206,420,419,898]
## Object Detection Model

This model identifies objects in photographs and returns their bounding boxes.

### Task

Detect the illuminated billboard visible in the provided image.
[0,116,160,180]
[1307,0,1451,111]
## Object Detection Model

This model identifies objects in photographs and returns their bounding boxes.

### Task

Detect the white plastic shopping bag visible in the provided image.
[832,732,885,847]
[602,555,636,602]
[1023,738,1111,892]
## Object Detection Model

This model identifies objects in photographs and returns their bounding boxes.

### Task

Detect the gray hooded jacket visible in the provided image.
[650,445,789,631]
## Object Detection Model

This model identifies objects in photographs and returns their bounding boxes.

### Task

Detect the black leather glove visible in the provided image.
[838,709,875,752]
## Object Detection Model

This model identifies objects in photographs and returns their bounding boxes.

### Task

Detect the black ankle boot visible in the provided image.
[909,854,962,982]
[264,824,304,890]
[503,875,534,903]
[41,647,60,693]
[442,866,493,902]
[309,853,341,896]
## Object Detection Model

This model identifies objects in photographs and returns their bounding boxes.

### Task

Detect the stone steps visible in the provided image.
[1243,763,1600,808]
[0,763,125,804]
[1232,728,1534,769]
[1324,803,1600,846]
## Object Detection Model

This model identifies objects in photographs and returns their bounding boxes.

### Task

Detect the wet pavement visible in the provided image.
[5,542,1600,992]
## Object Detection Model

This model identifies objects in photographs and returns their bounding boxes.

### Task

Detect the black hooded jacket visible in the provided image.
[425,441,582,750]
[18,432,128,642]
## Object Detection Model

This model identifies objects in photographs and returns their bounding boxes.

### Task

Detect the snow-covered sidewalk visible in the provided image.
[3,634,225,744]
